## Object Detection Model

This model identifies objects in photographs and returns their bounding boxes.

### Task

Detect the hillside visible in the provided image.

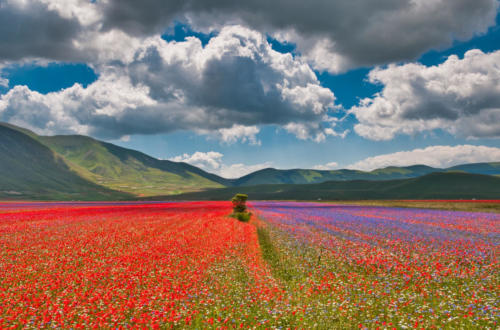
[1,121,499,200]
[151,172,500,201]
[38,135,228,196]
[448,162,500,175]
[0,124,131,200]
[229,164,491,186]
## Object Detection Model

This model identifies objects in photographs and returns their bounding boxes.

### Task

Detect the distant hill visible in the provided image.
[0,124,131,200]
[150,172,500,201]
[1,122,229,199]
[38,135,229,196]
[448,162,500,175]
[1,121,499,201]
[229,163,500,186]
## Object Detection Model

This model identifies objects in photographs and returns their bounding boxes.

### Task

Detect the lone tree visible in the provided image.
[231,194,251,222]
[232,193,248,213]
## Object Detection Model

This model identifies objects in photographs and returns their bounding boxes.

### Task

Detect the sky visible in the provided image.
[0,0,500,178]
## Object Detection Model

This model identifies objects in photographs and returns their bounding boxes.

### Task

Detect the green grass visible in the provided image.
[371,166,412,175]
[0,125,131,201]
[254,221,349,326]
[39,135,225,197]
[299,170,323,183]
[257,226,295,282]
[1,122,228,199]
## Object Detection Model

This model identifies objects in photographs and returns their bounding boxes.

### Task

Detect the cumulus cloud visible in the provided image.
[1,0,498,143]
[2,0,499,72]
[170,151,224,170]
[312,162,339,171]
[216,125,260,145]
[351,50,500,140]
[283,122,323,142]
[37,0,101,26]
[347,145,500,171]
[0,26,335,140]
[0,0,85,62]
[0,69,156,137]
[169,151,271,178]
[100,0,499,72]
[126,26,335,134]
[0,0,143,67]
[218,162,272,179]
[4,0,496,72]
[282,120,348,142]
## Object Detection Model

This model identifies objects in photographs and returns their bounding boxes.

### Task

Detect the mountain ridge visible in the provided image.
[1,121,499,200]
[229,162,500,186]
[1,123,229,198]
[0,124,132,200]
[146,172,500,201]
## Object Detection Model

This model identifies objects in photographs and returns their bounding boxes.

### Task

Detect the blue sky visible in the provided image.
[111,19,500,172]
[1,1,500,177]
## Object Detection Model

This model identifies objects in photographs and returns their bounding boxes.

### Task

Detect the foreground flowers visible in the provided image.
[0,202,282,328]
[252,202,499,329]
[0,201,498,328]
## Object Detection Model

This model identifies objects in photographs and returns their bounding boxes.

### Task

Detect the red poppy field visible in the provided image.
[0,201,498,329]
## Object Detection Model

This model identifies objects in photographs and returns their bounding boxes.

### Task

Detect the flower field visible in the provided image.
[0,201,498,328]
[0,202,281,328]
[252,202,499,328]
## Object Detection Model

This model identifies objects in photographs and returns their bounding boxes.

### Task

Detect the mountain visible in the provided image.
[230,164,461,186]
[149,172,500,201]
[0,122,229,199]
[447,162,500,176]
[1,121,499,201]
[0,124,131,200]
[38,135,229,196]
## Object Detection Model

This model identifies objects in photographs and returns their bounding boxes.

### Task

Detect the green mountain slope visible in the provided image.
[448,162,500,175]
[0,124,131,200]
[154,172,500,201]
[230,165,442,186]
[38,135,229,196]
[2,121,499,201]
[230,163,500,186]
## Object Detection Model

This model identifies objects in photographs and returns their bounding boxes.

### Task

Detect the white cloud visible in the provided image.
[324,127,349,139]
[298,38,350,74]
[283,122,329,142]
[100,0,499,73]
[289,0,497,73]
[2,0,498,143]
[0,69,156,137]
[39,0,101,26]
[0,25,336,141]
[170,151,224,170]
[347,145,500,171]
[351,49,500,140]
[169,151,271,178]
[313,162,339,171]
[75,28,144,64]
[218,162,272,179]
[216,125,260,145]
